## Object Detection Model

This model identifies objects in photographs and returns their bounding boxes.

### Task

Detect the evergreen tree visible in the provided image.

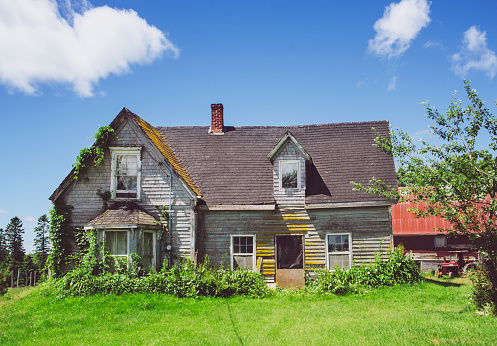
[33,214,50,269]
[0,228,8,266]
[5,217,25,271]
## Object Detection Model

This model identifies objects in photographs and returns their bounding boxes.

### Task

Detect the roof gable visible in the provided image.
[267,131,312,162]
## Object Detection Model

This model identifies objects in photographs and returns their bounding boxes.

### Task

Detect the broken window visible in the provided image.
[110,147,141,199]
[231,235,255,271]
[327,233,351,269]
[280,160,300,189]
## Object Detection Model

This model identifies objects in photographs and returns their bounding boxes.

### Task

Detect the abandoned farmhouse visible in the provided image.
[50,105,398,288]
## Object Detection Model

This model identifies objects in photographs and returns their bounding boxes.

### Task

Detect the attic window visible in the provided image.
[110,147,141,200]
[280,160,300,190]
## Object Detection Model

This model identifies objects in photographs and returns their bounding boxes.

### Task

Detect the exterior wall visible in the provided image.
[59,120,195,265]
[199,205,393,282]
[273,142,306,206]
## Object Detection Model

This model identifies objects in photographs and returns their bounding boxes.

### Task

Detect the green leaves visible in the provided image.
[72,126,116,180]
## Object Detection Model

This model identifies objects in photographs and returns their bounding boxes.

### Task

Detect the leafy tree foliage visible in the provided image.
[5,217,25,271]
[34,214,50,269]
[353,81,497,314]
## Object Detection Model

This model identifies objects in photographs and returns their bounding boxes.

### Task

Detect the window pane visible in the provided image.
[106,231,127,255]
[329,254,350,269]
[328,234,350,253]
[233,236,253,254]
[233,255,254,270]
[116,154,138,192]
[281,162,298,189]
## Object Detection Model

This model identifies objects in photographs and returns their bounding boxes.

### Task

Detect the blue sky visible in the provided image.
[1,0,496,252]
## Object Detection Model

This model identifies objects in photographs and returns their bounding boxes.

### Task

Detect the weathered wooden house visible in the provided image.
[50,104,398,287]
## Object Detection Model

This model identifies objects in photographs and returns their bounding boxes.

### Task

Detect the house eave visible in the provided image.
[197,204,276,211]
[305,201,396,209]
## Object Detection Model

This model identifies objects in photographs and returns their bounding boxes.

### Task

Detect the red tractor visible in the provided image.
[437,250,479,278]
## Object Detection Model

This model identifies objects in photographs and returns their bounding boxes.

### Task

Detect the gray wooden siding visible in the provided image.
[60,120,195,265]
[200,206,392,282]
[273,142,306,206]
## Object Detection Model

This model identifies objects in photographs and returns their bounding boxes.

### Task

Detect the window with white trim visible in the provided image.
[279,160,300,190]
[104,230,128,256]
[110,147,141,199]
[230,235,256,271]
[326,233,352,269]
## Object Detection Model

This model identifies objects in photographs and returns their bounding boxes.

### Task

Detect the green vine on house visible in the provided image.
[48,201,72,278]
[73,126,116,180]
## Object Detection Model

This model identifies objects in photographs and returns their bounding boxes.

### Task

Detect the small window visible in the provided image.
[280,160,300,189]
[326,233,352,269]
[105,231,128,256]
[110,147,141,200]
[231,235,256,271]
[434,235,447,248]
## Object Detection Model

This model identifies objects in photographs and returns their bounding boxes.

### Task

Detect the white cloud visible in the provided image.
[24,216,37,223]
[0,0,179,97]
[451,26,497,79]
[423,41,443,49]
[388,75,398,91]
[0,209,8,215]
[368,0,431,58]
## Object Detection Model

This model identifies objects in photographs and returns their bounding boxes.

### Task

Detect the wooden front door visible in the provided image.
[275,235,305,288]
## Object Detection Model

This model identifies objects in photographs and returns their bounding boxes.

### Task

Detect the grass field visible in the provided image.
[1,277,496,345]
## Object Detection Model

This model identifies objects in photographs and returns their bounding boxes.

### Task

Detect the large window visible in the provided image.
[326,233,352,269]
[110,147,141,200]
[231,235,256,271]
[104,230,128,256]
[279,160,300,190]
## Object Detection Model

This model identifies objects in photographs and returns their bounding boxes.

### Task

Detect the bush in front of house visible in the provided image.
[54,253,270,299]
[307,245,422,294]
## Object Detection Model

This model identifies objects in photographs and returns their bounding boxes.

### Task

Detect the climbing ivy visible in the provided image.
[73,126,116,180]
[155,205,170,239]
[48,201,72,278]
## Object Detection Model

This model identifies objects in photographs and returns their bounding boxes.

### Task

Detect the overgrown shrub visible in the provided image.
[469,263,496,315]
[307,245,422,295]
[54,250,270,299]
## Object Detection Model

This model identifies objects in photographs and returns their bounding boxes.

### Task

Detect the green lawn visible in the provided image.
[1,277,496,345]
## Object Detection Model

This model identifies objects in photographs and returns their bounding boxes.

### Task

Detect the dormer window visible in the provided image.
[280,160,300,190]
[110,147,141,200]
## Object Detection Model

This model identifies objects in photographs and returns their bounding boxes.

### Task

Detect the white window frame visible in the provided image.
[142,230,157,271]
[110,147,142,200]
[279,160,301,190]
[103,229,129,258]
[230,234,256,271]
[326,233,352,270]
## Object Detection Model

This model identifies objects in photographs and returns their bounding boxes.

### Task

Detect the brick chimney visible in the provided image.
[210,103,224,134]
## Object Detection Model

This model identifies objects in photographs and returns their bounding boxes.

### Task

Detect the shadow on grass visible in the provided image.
[425,277,464,287]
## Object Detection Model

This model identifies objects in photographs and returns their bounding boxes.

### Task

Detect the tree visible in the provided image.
[5,217,25,271]
[353,80,497,314]
[33,214,50,269]
[0,228,8,266]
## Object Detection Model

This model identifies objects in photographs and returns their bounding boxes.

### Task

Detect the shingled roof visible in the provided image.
[157,121,397,206]
[85,202,158,228]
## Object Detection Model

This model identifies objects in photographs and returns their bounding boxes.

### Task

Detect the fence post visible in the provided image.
[11,271,13,288]
[17,269,20,288]
[34,271,37,287]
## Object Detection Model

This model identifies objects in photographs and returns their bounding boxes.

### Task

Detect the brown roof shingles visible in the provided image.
[157,121,397,206]
[86,202,158,227]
